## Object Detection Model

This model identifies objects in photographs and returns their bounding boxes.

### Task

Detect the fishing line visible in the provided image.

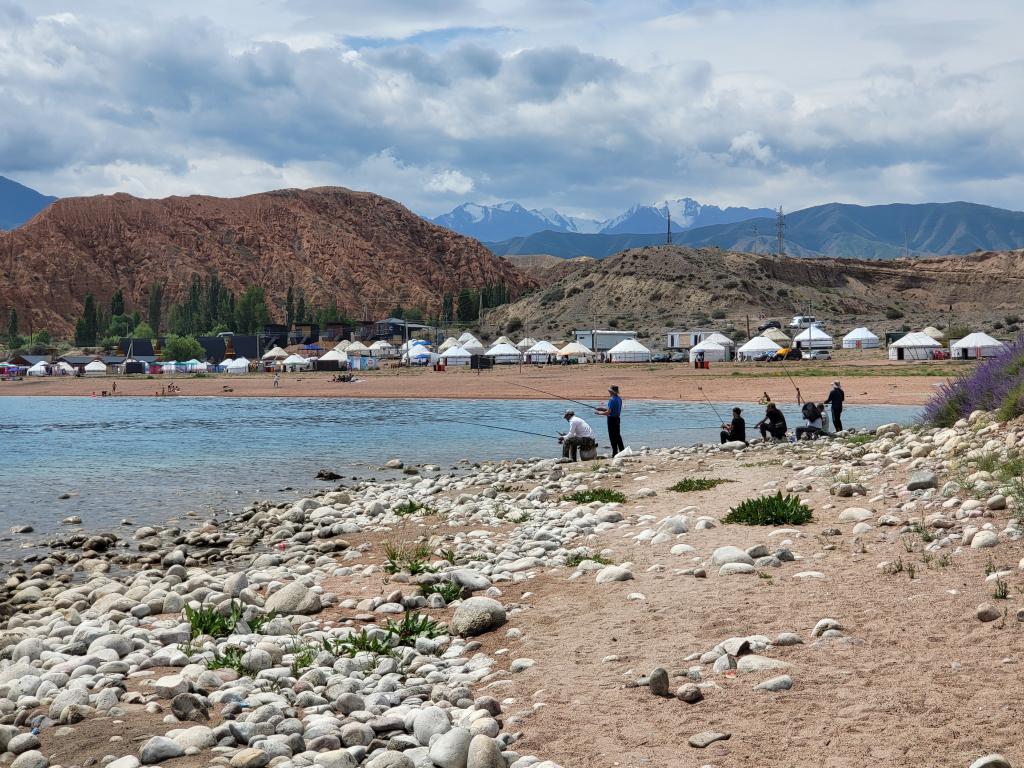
[438,417,561,440]
[510,382,601,411]
[696,386,726,423]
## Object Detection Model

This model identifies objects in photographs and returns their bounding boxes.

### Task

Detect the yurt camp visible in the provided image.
[558,341,595,363]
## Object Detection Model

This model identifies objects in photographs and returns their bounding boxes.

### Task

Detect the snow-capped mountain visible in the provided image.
[433,198,774,240]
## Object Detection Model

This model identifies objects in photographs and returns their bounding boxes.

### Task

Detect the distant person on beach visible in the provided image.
[758,391,771,405]
[824,380,845,431]
[755,402,787,442]
[112,381,117,395]
[720,407,747,445]
[273,372,281,388]
[595,385,625,457]
[559,409,596,461]
[796,402,824,440]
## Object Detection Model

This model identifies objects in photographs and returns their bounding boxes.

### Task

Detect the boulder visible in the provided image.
[451,598,507,637]
[264,581,322,615]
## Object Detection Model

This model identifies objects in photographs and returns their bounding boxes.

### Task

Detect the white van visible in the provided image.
[789,315,818,328]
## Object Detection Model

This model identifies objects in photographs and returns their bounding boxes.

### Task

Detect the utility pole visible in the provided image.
[666,210,672,245]
[752,224,758,256]
[776,206,785,257]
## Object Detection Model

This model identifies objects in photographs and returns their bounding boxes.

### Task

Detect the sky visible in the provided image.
[1,0,1023,219]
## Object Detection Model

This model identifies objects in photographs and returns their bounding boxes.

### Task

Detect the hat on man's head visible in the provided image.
[564,409,575,418]
[608,385,619,394]
[833,380,841,386]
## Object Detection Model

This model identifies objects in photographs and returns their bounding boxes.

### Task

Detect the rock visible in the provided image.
[8,734,41,755]
[688,731,731,749]
[154,674,189,699]
[466,735,505,768]
[676,684,703,703]
[907,471,937,491]
[737,655,789,673]
[340,722,374,747]
[451,597,507,637]
[968,756,1011,768]
[838,507,873,523]
[385,459,404,469]
[11,751,47,768]
[977,603,1001,622]
[510,658,535,673]
[428,727,473,768]
[366,753,414,768]
[106,758,140,768]
[140,736,186,764]
[648,667,670,697]
[971,531,1000,549]
[171,692,209,722]
[719,562,755,575]
[811,618,843,637]
[755,675,793,691]
[710,546,755,566]
[595,565,634,583]
[89,634,134,658]
[230,749,270,768]
[413,706,452,744]
[720,441,747,452]
[264,581,322,615]
[316,749,359,768]
[315,469,342,480]
[774,633,803,646]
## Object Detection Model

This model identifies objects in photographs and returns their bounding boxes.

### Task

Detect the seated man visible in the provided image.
[720,407,748,445]
[796,401,825,440]
[559,409,597,461]
[755,402,787,441]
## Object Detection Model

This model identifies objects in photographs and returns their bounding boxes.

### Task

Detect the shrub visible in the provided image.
[330,629,396,658]
[505,317,524,334]
[565,551,612,567]
[393,500,431,517]
[383,612,446,643]
[711,309,727,319]
[207,646,246,673]
[885,307,905,320]
[419,580,463,603]
[669,477,732,493]
[383,542,435,575]
[722,492,813,526]
[184,601,244,639]
[563,488,627,504]
[923,337,1024,426]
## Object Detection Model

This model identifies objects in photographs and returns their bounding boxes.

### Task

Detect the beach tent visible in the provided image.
[283,354,311,370]
[525,340,560,363]
[761,327,791,345]
[793,327,834,350]
[557,341,596,362]
[261,346,288,361]
[27,361,49,376]
[842,327,881,349]
[689,340,727,363]
[516,337,537,351]
[951,332,1007,360]
[737,336,781,361]
[225,356,251,373]
[485,342,522,364]
[346,341,371,356]
[922,326,945,341]
[440,346,472,366]
[888,332,941,361]
[607,338,652,363]
[438,337,460,353]
[84,360,107,376]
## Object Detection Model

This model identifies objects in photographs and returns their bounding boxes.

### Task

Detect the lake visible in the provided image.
[0,396,920,548]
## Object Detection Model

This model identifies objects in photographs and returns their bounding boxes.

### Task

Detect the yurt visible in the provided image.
[404,346,434,365]
[525,340,559,363]
[370,340,395,357]
[345,341,373,370]
[494,335,513,346]
[761,327,791,345]
[702,332,736,348]
[437,337,460,353]
[334,340,353,352]
[607,339,652,363]
[888,332,941,361]
[184,359,208,372]
[56,361,75,375]
[27,361,50,376]
[457,332,480,347]
[793,327,834,350]
[282,354,311,371]
[689,340,727,363]
[84,360,107,376]
[346,341,370,356]
[316,348,347,371]
[440,346,471,366]
[922,326,944,342]
[485,342,522,364]
[516,337,537,351]
[951,332,1008,360]
[736,336,781,361]
[842,327,880,350]
[225,356,251,373]
[461,339,486,356]
[261,345,288,361]
[558,341,595,362]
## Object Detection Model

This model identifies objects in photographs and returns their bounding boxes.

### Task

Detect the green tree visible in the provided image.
[456,288,476,322]
[296,291,307,324]
[286,285,295,327]
[235,286,269,334]
[163,334,206,361]
[75,294,99,346]
[110,288,125,317]
[6,308,17,343]
[441,294,454,323]
[147,282,163,335]
[132,321,156,339]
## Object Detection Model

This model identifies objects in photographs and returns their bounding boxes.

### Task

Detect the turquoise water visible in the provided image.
[0,397,919,546]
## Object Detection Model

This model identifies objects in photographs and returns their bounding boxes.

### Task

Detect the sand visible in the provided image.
[0,359,955,405]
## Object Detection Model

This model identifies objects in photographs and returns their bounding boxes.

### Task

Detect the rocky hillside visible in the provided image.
[491,245,1024,341]
[0,187,531,335]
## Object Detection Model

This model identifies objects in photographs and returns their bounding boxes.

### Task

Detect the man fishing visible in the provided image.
[824,380,845,432]
[755,402,787,442]
[719,407,747,445]
[595,385,625,457]
[559,409,597,461]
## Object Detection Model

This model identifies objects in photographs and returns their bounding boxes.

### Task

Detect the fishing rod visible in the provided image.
[510,382,601,411]
[439,417,561,440]
[696,386,727,424]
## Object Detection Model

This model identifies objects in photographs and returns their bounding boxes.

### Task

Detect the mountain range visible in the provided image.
[432,198,775,241]
[485,202,1024,260]
[0,176,57,230]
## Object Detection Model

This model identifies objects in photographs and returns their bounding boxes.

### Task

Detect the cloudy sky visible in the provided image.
[1,0,1022,218]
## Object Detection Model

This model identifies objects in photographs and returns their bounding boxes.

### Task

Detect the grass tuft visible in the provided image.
[722,492,813,526]
[393,499,434,517]
[383,541,436,575]
[207,646,246,673]
[565,551,613,567]
[383,612,446,644]
[419,580,463,603]
[183,601,243,639]
[669,477,732,493]
[563,488,626,504]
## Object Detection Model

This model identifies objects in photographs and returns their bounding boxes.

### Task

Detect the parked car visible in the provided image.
[758,320,782,332]
[788,315,818,329]
[803,349,832,361]
[751,351,776,362]
[651,352,672,363]
[670,352,688,363]
[770,348,803,361]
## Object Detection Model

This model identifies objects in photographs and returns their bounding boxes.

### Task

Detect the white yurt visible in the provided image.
[345,341,370,356]
[225,356,251,373]
[485,342,522,364]
[525,340,559,363]
[493,335,513,346]
[370,340,395,357]
[437,337,460,353]
[84,360,107,376]
[736,336,781,361]
[183,358,208,372]
[56,361,75,375]
[842,327,880,350]
[516,337,537,351]
[689,340,727,363]
[951,332,1008,359]
[161,361,179,372]
[461,340,486,356]
[334,340,353,352]
[318,348,347,364]
[793,327,834,350]
[457,332,480,347]
[607,338,652,363]
[261,345,288,361]
[27,361,49,376]
[440,346,472,366]
[403,346,435,365]
[702,332,736,348]
[888,332,941,361]
[557,341,595,362]
[761,327,791,345]
[282,354,311,370]
[922,326,945,341]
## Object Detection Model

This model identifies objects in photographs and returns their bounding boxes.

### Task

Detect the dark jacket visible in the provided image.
[759,406,787,430]
[825,387,845,409]
[727,416,746,443]
[801,402,821,421]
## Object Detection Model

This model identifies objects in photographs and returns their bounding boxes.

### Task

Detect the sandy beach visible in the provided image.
[0,359,958,405]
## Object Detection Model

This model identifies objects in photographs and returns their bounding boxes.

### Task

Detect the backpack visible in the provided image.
[801,402,819,421]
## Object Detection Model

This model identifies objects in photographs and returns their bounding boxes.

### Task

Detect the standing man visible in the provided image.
[595,385,625,457]
[559,410,597,461]
[824,380,845,432]
[720,407,748,445]
[273,372,281,389]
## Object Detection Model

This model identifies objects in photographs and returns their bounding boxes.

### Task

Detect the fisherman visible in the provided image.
[720,407,747,445]
[755,402,787,442]
[595,385,625,457]
[559,409,597,461]
[796,401,824,440]
[824,380,845,432]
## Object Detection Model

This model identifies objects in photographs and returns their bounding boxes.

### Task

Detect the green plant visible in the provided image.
[972,452,1002,473]
[565,551,612,567]
[906,562,916,579]
[438,548,457,565]
[384,612,446,644]
[994,577,1010,600]
[985,557,997,577]
[183,601,244,639]
[393,499,431,517]
[247,611,277,634]
[901,536,916,553]
[383,542,436,575]
[910,522,934,543]
[722,492,813,526]
[669,477,732,493]
[936,553,952,568]
[207,646,247,673]
[419,580,463,603]
[334,629,396,658]
[563,488,627,504]
[844,434,877,446]
[288,641,319,677]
